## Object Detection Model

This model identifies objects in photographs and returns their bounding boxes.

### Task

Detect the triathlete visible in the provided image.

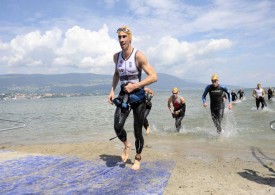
[202,74,232,134]
[237,88,245,100]
[252,83,267,110]
[267,87,274,100]
[231,90,238,102]
[167,87,186,132]
[108,26,157,170]
[143,87,154,135]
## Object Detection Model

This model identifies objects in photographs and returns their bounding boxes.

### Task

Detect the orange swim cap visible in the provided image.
[172,87,179,93]
[211,74,219,81]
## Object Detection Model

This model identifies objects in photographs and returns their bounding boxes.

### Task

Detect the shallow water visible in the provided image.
[0,89,274,152]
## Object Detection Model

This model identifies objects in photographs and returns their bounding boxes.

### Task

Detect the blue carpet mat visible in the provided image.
[0,154,175,194]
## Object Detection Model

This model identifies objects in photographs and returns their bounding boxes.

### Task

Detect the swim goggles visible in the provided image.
[117,28,131,33]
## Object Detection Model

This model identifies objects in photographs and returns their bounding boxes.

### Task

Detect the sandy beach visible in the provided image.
[1,133,274,195]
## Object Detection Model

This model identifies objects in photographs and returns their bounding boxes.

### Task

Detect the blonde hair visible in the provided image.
[117,25,132,40]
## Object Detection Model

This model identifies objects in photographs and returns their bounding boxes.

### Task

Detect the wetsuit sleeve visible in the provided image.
[202,85,211,104]
[181,103,186,112]
[221,85,232,102]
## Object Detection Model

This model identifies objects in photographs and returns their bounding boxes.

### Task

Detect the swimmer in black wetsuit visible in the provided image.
[202,74,232,134]
[143,87,154,135]
[231,90,238,102]
[267,87,274,100]
[237,89,245,100]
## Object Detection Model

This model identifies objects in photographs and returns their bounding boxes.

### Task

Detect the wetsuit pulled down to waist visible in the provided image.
[113,84,146,154]
[113,84,146,108]
[172,103,186,118]
[173,103,186,132]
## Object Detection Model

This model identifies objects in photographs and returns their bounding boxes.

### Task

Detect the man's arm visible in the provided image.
[180,97,186,104]
[202,85,210,106]
[262,89,265,97]
[252,89,257,98]
[221,86,232,102]
[108,53,120,104]
[221,86,232,109]
[167,96,173,113]
[124,51,157,93]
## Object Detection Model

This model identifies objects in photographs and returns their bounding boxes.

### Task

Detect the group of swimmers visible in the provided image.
[107,25,273,171]
[230,89,245,102]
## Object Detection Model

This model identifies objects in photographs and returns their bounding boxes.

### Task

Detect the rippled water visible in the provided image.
[1,89,274,150]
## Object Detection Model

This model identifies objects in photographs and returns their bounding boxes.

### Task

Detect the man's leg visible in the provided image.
[256,99,260,110]
[175,110,185,132]
[143,107,151,134]
[211,109,224,133]
[175,116,184,132]
[132,102,146,170]
[114,107,131,162]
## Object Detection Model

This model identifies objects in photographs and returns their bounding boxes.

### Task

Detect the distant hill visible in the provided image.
[0,73,112,94]
[148,73,205,91]
[0,73,206,94]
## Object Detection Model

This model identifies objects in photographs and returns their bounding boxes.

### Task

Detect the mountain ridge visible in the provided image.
[0,73,208,94]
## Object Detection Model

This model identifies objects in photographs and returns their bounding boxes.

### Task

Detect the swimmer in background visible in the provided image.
[253,83,267,110]
[143,87,154,135]
[167,87,186,132]
[231,90,238,102]
[267,87,274,100]
[237,88,245,100]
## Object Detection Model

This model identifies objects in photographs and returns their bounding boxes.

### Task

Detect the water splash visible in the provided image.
[223,109,238,137]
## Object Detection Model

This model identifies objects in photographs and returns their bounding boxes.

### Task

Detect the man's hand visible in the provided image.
[124,83,137,93]
[203,102,208,107]
[174,110,181,116]
[108,91,114,104]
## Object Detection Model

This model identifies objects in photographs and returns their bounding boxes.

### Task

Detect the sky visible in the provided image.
[0,0,274,88]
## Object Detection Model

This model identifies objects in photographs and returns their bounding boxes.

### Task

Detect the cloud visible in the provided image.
[146,36,233,76]
[0,0,274,86]
[0,22,233,78]
[0,24,120,74]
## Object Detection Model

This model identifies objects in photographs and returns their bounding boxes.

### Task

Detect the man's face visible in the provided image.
[173,92,178,98]
[118,32,130,50]
[211,79,219,87]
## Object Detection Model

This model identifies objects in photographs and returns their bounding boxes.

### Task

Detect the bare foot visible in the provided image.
[121,142,131,163]
[131,155,141,170]
[146,125,150,135]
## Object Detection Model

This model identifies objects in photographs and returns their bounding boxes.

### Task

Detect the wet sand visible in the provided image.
[1,133,275,194]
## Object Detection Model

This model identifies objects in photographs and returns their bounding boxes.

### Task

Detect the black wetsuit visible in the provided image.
[237,90,245,99]
[171,96,186,132]
[267,89,273,100]
[174,104,186,132]
[114,87,146,154]
[231,92,237,101]
[256,97,266,109]
[143,93,153,130]
[202,84,232,133]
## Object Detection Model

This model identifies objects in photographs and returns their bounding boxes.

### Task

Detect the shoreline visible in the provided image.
[1,134,275,194]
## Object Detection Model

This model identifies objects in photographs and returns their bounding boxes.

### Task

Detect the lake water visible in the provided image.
[0,89,274,152]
